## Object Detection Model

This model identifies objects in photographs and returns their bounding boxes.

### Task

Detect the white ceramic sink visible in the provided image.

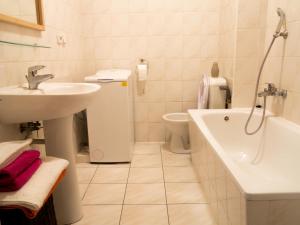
[0,82,100,124]
[0,81,101,224]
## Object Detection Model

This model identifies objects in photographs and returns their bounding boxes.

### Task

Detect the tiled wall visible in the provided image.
[0,0,87,141]
[1,0,300,143]
[264,0,300,125]
[231,0,268,107]
[80,0,221,142]
[218,0,237,89]
[230,0,300,126]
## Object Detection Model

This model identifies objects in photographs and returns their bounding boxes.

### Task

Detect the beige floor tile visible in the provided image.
[120,205,169,225]
[168,204,215,225]
[92,168,129,183]
[79,184,89,200]
[166,183,207,204]
[164,166,198,182]
[134,143,161,154]
[128,167,164,183]
[124,183,166,204]
[131,155,162,167]
[162,150,192,167]
[98,163,131,168]
[77,167,97,184]
[76,162,98,168]
[83,184,126,204]
[74,205,122,225]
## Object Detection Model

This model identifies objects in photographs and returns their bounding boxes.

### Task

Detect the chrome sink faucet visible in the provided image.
[26,65,54,90]
[258,83,287,98]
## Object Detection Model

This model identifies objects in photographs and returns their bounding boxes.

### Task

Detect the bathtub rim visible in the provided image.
[188,108,300,201]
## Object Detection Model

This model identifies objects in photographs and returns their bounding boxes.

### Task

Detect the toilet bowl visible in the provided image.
[162,113,191,154]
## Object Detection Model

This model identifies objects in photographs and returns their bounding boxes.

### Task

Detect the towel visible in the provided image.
[198,74,210,109]
[0,150,40,185]
[0,158,42,192]
[0,157,69,213]
[0,139,32,170]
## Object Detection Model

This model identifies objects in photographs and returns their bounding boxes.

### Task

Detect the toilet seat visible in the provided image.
[162,113,190,123]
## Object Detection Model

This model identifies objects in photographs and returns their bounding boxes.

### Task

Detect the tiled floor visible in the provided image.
[75,143,215,225]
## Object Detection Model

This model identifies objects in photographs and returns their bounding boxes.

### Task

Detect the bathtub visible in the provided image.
[189,108,300,225]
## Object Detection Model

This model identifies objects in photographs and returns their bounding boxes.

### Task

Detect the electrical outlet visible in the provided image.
[56,33,67,45]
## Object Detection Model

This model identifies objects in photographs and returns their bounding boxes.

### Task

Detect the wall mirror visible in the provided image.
[0,0,45,31]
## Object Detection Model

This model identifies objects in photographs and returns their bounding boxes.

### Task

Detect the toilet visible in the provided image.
[163,76,228,154]
[162,113,191,154]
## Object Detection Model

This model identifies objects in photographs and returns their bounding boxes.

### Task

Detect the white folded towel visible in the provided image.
[0,139,32,169]
[0,156,69,212]
[198,74,210,109]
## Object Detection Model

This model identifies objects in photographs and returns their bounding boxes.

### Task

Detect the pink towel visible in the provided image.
[0,150,40,185]
[0,158,42,192]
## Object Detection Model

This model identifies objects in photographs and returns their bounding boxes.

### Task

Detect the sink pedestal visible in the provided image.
[44,115,82,225]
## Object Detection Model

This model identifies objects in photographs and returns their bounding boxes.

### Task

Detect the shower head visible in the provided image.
[274,8,288,38]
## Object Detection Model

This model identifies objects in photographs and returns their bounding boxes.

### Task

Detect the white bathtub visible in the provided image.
[189,108,300,225]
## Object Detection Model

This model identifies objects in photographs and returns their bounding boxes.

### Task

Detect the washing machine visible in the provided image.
[85,69,134,162]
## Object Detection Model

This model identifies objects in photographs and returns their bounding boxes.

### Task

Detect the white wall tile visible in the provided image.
[111,0,129,13]
[111,14,129,36]
[165,36,183,58]
[135,102,148,122]
[183,0,202,12]
[164,13,183,35]
[183,13,203,35]
[165,59,182,81]
[183,36,203,58]
[183,81,199,101]
[165,81,183,102]
[95,37,113,59]
[129,14,147,36]
[80,0,221,141]
[148,103,165,122]
[147,0,165,13]
[129,0,147,13]
[147,14,165,35]
[94,15,111,37]
[148,123,165,141]
[165,0,183,12]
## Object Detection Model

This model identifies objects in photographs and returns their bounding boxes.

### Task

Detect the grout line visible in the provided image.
[133,153,162,155]
[81,203,209,206]
[131,166,162,168]
[167,203,209,205]
[130,165,193,168]
[160,144,171,225]
[82,203,169,206]
[164,182,201,184]
[118,158,132,225]
[88,181,199,184]
[80,165,98,201]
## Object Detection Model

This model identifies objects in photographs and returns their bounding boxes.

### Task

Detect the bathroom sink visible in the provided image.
[0,82,100,124]
[0,82,101,224]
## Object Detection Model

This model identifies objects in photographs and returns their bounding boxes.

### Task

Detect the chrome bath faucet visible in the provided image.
[258,83,287,98]
[26,65,54,90]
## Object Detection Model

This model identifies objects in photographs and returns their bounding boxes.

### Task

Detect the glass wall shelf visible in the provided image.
[0,40,51,48]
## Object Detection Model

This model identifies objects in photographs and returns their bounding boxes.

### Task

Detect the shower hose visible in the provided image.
[244,36,277,135]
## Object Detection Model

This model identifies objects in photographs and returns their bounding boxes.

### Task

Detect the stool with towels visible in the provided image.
[0,139,69,225]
